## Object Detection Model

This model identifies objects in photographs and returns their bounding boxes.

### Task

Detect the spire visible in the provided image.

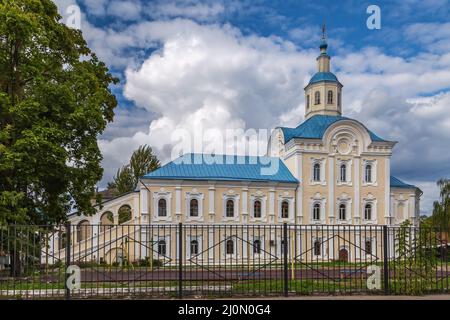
[320,23,328,53]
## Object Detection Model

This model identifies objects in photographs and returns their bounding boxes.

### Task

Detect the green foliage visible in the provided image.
[118,205,131,224]
[393,220,438,295]
[431,178,450,232]
[111,145,160,195]
[0,0,118,224]
[113,165,134,195]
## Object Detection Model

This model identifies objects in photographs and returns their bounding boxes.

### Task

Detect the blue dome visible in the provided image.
[308,72,339,85]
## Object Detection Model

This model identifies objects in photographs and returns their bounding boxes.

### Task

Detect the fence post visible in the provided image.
[65,222,71,300]
[178,222,183,299]
[383,225,389,295]
[283,223,288,297]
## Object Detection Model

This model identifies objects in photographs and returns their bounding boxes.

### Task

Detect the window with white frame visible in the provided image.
[190,239,199,255]
[225,239,234,255]
[281,201,289,218]
[158,239,166,255]
[223,193,239,221]
[311,159,325,184]
[226,199,234,217]
[253,200,262,218]
[153,191,172,221]
[313,203,321,221]
[313,163,321,182]
[364,203,372,220]
[314,91,320,105]
[338,203,347,220]
[327,90,333,104]
[313,238,322,256]
[189,199,198,217]
[158,199,167,217]
[362,160,377,185]
[253,239,262,254]
[340,163,347,182]
[364,238,374,255]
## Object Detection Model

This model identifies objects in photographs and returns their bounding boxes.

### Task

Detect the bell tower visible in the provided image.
[304,25,343,119]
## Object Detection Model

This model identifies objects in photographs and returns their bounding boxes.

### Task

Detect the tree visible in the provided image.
[113,165,134,195]
[111,145,160,195]
[0,0,118,225]
[129,145,160,187]
[431,178,450,232]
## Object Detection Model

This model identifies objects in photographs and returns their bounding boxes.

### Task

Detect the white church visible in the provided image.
[54,34,422,264]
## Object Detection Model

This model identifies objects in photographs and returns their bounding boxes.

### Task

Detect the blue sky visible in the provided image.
[54,0,450,214]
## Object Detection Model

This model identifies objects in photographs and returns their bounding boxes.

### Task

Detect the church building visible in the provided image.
[59,34,422,263]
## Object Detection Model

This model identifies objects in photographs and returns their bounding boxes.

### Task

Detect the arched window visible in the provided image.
[314,91,320,105]
[190,240,199,255]
[254,200,262,218]
[306,95,310,109]
[340,164,347,182]
[76,220,90,243]
[313,203,321,221]
[158,199,167,217]
[365,164,372,183]
[313,163,321,182]
[338,92,341,107]
[281,201,289,218]
[314,240,321,256]
[253,240,261,254]
[226,239,234,255]
[158,239,166,255]
[118,205,132,224]
[190,199,198,217]
[100,211,114,232]
[226,199,234,217]
[327,90,333,104]
[339,203,346,220]
[365,204,372,220]
[365,239,372,254]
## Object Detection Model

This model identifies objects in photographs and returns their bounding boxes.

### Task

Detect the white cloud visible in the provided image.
[50,1,450,213]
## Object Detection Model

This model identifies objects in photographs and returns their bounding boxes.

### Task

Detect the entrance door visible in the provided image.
[338,248,348,262]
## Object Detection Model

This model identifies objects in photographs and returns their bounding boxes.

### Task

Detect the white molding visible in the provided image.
[309,157,327,186]
[152,190,172,222]
[336,193,352,224]
[362,159,378,187]
[277,194,295,223]
[185,190,205,222]
[249,193,267,222]
[222,191,240,222]
[362,194,378,224]
[309,193,326,224]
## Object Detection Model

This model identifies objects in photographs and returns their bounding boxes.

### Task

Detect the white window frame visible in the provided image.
[278,195,294,223]
[223,236,237,258]
[186,235,203,259]
[185,192,204,222]
[251,236,265,257]
[222,193,240,222]
[249,195,267,222]
[336,194,352,224]
[362,197,378,224]
[152,235,171,259]
[363,237,376,257]
[362,159,378,186]
[152,191,172,222]
[310,158,326,185]
[336,159,352,186]
[309,194,326,224]
[312,236,327,259]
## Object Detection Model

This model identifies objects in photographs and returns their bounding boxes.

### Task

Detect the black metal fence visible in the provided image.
[0,223,448,299]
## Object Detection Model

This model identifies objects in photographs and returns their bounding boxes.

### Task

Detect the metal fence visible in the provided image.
[0,223,448,299]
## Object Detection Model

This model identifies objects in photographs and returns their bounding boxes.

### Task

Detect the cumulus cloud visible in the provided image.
[53,1,450,213]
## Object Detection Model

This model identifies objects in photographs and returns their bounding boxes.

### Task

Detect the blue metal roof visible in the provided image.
[279,115,387,143]
[308,72,339,85]
[142,153,299,183]
[390,176,417,189]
